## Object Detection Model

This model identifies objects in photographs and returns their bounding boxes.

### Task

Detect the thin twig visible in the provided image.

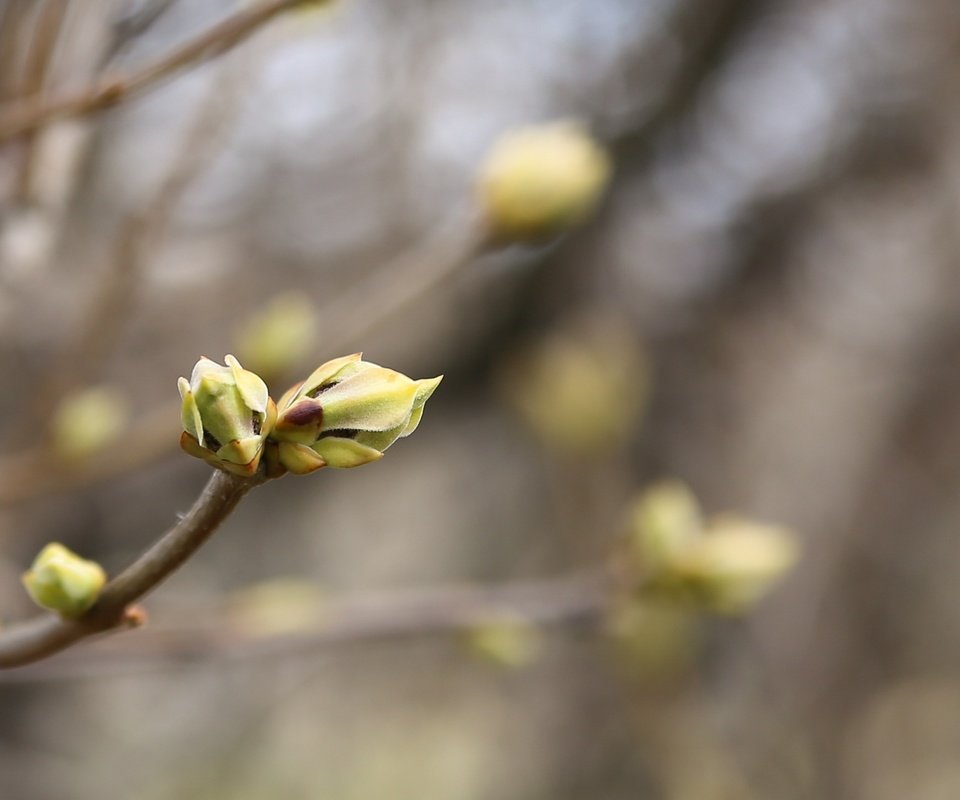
[13,0,69,201]
[0,0,316,144]
[0,469,259,669]
[320,210,492,353]
[0,1,30,104]
[102,0,179,68]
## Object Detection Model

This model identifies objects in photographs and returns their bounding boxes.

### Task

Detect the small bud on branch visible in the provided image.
[22,543,106,616]
[178,355,276,476]
[270,354,442,474]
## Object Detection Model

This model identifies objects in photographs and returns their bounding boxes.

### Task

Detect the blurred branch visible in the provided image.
[25,55,250,431]
[0,469,261,669]
[12,0,69,201]
[102,0,179,67]
[0,403,174,506]
[603,0,763,155]
[321,211,492,353]
[0,569,612,681]
[0,0,319,144]
[16,0,66,93]
[0,1,30,103]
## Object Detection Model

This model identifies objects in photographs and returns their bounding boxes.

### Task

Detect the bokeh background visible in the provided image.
[2,0,960,797]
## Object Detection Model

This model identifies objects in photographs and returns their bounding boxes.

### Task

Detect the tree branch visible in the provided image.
[321,210,492,354]
[0,469,260,669]
[0,0,317,144]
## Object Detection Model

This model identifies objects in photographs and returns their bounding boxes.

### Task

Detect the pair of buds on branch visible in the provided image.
[178,353,442,477]
[21,354,440,617]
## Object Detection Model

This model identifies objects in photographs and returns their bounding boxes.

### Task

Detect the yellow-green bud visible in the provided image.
[178,355,276,476]
[498,318,647,455]
[235,291,318,381]
[22,543,106,616]
[270,353,442,474]
[673,516,799,615]
[607,599,697,681]
[478,121,611,241]
[624,482,799,614]
[628,481,703,573]
[50,386,128,461]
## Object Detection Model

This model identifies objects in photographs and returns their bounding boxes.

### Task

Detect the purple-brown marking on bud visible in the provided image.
[280,399,324,428]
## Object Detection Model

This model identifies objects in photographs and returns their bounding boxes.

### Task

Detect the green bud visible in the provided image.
[178,355,276,476]
[270,353,442,474]
[607,598,697,682]
[674,516,799,615]
[624,482,798,615]
[51,386,128,461]
[498,316,648,456]
[22,543,106,616]
[628,481,703,573]
[478,121,611,241]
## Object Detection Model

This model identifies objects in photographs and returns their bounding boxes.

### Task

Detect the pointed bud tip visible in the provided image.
[420,374,443,390]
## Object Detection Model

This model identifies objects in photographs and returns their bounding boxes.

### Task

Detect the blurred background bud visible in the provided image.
[499,315,647,457]
[478,121,611,241]
[226,578,327,637]
[673,516,800,615]
[624,482,798,614]
[22,543,106,616]
[606,598,698,684]
[627,481,703,573]
[50,386,129,461]
[235,291,319,384]
[178,355,276,476]
[271,355,442,473]
[464,616,542,669]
